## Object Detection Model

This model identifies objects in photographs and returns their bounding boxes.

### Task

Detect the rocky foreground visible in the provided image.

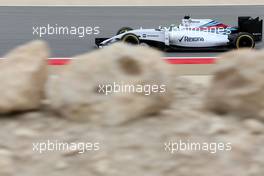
[0,41,264,175]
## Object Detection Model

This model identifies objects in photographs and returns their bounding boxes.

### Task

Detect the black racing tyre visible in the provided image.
[116,27,133,35]
[121,33,140,45]
[234,32,255,49]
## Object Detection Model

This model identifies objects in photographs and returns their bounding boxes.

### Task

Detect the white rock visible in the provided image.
[0,150,13,176]
[14,128,38,138]
[243,119,264,134]
[205,49,264,120]
[55,161,68,170]
[0,41,49,114]
[47,43,173,125]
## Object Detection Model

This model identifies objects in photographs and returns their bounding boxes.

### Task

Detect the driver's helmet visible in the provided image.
[181,15,192,27]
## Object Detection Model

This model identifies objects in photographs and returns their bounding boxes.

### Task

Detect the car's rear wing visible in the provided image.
[238,16,263,42]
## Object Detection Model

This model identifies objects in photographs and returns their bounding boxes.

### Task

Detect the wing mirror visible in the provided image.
[158,26,165,30]
[169,24,176,31]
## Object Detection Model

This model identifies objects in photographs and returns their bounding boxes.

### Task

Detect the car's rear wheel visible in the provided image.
[235,33,255,49]
[121,33,140,45]
[116,27,133,35]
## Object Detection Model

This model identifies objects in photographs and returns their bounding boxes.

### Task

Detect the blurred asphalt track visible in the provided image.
[0,6,263,57]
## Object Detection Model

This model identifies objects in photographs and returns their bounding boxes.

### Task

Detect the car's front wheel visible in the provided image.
[121,33,140,45]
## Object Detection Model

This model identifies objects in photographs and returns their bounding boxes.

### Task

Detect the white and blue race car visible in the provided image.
[95,16,262,51]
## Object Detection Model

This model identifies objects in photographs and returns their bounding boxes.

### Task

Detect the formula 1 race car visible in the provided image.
[95,16,263,51]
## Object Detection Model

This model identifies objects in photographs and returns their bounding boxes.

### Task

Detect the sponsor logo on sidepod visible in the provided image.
[179,36,205,42]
